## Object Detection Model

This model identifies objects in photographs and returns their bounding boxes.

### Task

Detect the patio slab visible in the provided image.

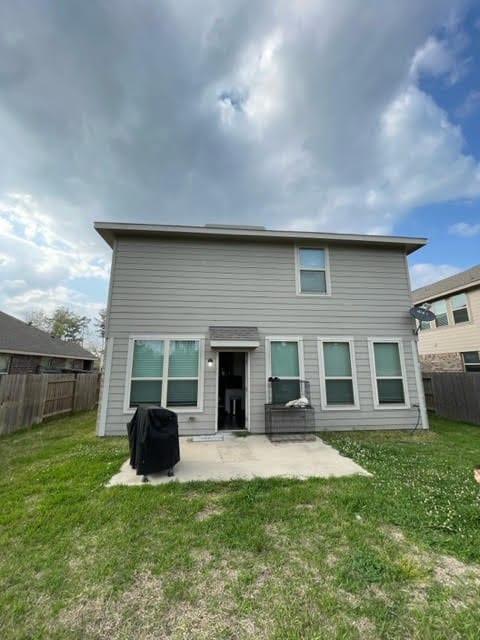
[107,434,371,485]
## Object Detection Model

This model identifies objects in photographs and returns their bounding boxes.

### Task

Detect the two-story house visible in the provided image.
[95,222,429,436]
[412,264,480,373]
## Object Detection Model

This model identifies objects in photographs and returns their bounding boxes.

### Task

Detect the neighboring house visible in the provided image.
[412,264,480,373]
[0,310,96,375]
[95,222,429,436]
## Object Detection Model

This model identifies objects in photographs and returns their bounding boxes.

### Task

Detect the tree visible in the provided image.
[95,308,106,339]
[50,307,90,344]
[25,310,51,332]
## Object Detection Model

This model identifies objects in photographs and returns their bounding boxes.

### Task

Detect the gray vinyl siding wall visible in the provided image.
[101,235,424,435]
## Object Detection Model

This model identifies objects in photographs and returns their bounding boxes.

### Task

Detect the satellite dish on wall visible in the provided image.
[409,305,436,334]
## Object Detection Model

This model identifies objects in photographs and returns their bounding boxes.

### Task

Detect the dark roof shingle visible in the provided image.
[412,264,480,303]
[209,326,259,341]
[0,311,95,359]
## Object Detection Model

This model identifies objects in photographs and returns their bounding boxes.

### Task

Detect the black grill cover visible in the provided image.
[127,406,180,475]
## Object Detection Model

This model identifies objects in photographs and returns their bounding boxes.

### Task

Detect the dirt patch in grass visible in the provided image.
[433,554,480,588]
[352,616,376,637]
[55,560,268,640]
[195,505,224,521]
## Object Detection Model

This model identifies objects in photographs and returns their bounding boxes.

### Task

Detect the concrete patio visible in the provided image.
[107,433,371,485]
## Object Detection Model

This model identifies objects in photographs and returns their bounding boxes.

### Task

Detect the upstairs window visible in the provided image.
[421,293,470,330]
[462,351,480,372]
[451,293,469,324]
[126,337,201,411]
[296,248,329,294]
[432,299,448,327]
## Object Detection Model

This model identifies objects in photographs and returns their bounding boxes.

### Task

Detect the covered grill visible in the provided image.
[127,406,180,479]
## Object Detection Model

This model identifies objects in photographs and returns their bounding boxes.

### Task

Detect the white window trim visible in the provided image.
[265,336,305,403]
[450,293,470,325]
[123,335,205,414]
[0,353,10,375]
[294,246,331,296]
[368,338,410,410]
[462,351,480,372]
[421,292,472,330]
[317,337,360,410]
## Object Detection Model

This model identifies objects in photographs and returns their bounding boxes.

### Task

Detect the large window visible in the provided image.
[462,351,480,372]
[126,337,202,411]
[267,338,303,404]
[369,339,409,408]
[0,353,10,374]
[318,338,359,409]
[296,247,329,294]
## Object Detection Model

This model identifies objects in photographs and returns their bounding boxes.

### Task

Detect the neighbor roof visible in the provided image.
[412,263,480,304]
[94,222,427,255]
[0,311,95,360]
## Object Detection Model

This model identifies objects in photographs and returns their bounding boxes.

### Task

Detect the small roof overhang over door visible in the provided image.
[209,326,260,349]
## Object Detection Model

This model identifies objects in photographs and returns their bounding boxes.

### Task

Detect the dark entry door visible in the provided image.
[218,352,246,430]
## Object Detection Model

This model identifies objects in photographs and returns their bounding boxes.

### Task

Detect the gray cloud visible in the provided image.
[0,0,479,317]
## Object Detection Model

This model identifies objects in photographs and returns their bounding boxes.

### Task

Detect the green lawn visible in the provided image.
[1,412,479,639]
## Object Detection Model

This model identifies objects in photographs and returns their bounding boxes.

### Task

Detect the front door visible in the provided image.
[217,352,247,430]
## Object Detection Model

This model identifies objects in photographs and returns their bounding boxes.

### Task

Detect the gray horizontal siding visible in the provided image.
[102,236,423,436]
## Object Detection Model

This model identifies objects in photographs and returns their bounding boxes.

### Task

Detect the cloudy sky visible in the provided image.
[1,0,480,336]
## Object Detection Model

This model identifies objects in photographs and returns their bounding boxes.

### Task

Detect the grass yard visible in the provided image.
[1,412,480,639]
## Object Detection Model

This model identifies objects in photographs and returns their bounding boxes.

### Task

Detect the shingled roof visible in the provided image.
[0,310,95,360]
[412,263,480,304]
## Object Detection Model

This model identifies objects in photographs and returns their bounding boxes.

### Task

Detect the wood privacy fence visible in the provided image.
[0,373,100,435]
[422,372,480,426]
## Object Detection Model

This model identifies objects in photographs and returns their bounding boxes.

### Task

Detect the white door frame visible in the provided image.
[214,350,250,432]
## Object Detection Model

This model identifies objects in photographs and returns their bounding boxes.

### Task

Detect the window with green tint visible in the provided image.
[128,338,201,409]
[167,380,198,406]
[269,340,301,403]
[433,299,448,327]
[271,379,301,404]
[325,379,354,404]
[130,380,162,406]
[372,341,406,405]
[451,293,469,324]
[322,341,356,406]
[132,340,164,377]
[167,340,200,406]
[324,343,352,377]
[297,248,328,294]
[271,342,299,377]
[168,340,199,377]
[376,379,404,404]
[373,343,401,377]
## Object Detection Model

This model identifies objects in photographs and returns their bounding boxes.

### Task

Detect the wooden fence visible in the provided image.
[422,372,480,425]
[0,373,100,435]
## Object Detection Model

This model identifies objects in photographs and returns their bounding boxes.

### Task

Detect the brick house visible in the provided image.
[412,264,480,373]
